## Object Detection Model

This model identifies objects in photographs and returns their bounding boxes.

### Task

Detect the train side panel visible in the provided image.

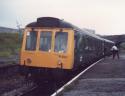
[73,32,104,69]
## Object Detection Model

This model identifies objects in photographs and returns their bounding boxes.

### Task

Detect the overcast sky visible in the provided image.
[0,0,125,35]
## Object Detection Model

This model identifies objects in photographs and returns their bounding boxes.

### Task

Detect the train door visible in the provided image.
[37,30,53,67]
[52,29,74,69]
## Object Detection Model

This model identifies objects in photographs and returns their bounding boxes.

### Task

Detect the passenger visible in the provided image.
[111,44,119,59]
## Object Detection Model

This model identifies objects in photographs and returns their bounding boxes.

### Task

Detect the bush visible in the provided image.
[0,33,22,57]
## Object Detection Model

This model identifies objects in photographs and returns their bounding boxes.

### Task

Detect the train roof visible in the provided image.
[26,17,73,28]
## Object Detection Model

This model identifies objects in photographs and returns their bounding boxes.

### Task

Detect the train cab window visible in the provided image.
[77,36,86,52]
[74,35,78,49]
[25,31,37,50]
[54,32,68,53]
[39,32,52,52]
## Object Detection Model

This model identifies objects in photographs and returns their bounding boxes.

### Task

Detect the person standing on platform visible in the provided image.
[111,44,119,59]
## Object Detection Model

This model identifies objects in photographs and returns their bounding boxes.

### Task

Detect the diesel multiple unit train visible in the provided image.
[20,17,114,80]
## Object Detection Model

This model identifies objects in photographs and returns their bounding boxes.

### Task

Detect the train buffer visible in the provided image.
[59,52,125,96]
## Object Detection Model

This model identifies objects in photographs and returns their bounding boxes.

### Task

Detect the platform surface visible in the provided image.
[62,53,125,96]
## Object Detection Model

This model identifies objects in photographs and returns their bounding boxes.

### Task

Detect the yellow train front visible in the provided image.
[20,17,74,81]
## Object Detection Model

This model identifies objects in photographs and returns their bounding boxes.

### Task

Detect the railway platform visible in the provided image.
[61,52,125,96]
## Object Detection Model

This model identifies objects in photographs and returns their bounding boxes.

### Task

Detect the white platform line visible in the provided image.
[51,59,102,96]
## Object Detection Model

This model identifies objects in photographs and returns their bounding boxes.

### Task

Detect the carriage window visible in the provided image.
[54,32,68,53]
[39,32,52,51]
[25,31,37,50]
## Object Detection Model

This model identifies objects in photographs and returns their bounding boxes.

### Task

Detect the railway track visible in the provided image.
[10,59,102,96]
[0,64,19,79]
[2,81,37,96]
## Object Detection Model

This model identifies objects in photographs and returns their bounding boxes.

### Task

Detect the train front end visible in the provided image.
[20,17,74,80]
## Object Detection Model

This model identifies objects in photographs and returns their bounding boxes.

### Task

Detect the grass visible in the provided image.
[0,32,22,57]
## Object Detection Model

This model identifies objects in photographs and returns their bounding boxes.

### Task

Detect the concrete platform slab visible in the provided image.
[62,53,125,96]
